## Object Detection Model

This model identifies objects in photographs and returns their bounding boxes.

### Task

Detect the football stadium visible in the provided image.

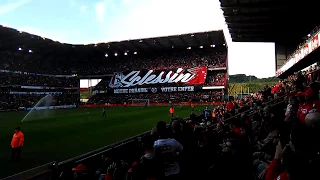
[1,0,320,180]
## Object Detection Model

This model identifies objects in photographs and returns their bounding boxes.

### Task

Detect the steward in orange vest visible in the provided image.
[10,127,24,162]
[191,103,195,112]
[169,107,174,117]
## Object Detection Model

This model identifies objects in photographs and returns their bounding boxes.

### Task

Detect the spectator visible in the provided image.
[154,121,183,179]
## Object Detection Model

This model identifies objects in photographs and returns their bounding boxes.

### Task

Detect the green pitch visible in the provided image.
[0,105,207,178]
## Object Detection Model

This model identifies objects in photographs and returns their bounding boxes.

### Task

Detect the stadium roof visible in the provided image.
[0,25,226,55]
[220,0,320,46]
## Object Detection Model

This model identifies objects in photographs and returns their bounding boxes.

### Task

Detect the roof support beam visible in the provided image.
[223,11,282,17]
[231,33,273,37]
[142,40,160,53]
[127,41,143,52]
[166,38,176,48]
[142,41,154,50]
[229,29,273,34]
[226,21,273,26]
[225,16,276,22]
[193,35,201,47]
[178,36,189,47]
[232,37,274,42]
[153,39,167,49]
[116,42,135,52]
[131,41,150,53]
[109,43,124,54]
[206,33,214,45]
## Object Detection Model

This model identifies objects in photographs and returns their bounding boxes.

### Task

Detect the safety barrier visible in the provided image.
[51,130,151,179]
[1,162,55,180]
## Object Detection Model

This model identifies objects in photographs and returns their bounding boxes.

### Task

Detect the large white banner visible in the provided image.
[109,67,207,88]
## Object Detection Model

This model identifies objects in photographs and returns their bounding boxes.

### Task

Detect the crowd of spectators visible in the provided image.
[97,50,227,74]
[58,65,320,180]
[287,64,320,84]
[205,72,227,86]
[0,48,227,75]
[88,91,224,104]
[0,70,79,111]
[0,93,78,110]
[0,72,78,87]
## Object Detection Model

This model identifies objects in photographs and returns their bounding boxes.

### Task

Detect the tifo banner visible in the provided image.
[113,86,199,94]
[109,67,207,88]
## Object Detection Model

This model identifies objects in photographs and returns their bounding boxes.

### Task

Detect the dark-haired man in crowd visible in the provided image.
[154,121,183,180]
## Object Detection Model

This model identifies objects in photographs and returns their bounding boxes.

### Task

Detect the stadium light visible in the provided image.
[105,53,108,57]
[114,53,118,56]
[28,49,33,53]
[124,52,127,55]
[210,44,215,47]
[134,52,137,55]
[18,47,22,51]
[187,47,191,50]
[199,46,203,48]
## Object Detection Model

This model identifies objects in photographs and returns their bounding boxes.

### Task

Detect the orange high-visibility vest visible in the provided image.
[169,108,174,114]
[11,131,24,148]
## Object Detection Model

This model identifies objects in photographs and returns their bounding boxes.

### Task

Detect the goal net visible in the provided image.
[130,99,150,106]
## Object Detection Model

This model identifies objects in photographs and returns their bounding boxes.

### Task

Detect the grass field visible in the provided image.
[0,105,207,178]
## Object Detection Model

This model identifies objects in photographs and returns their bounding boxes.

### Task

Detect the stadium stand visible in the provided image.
[0,70,78,112]
[2,0,320,178]
[47,65,320,180]
[0,27,226,75]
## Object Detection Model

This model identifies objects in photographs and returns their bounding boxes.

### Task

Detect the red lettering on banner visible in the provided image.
[311,35,319,51]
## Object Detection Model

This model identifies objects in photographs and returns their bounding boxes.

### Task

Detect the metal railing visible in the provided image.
[1,162,55,180]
